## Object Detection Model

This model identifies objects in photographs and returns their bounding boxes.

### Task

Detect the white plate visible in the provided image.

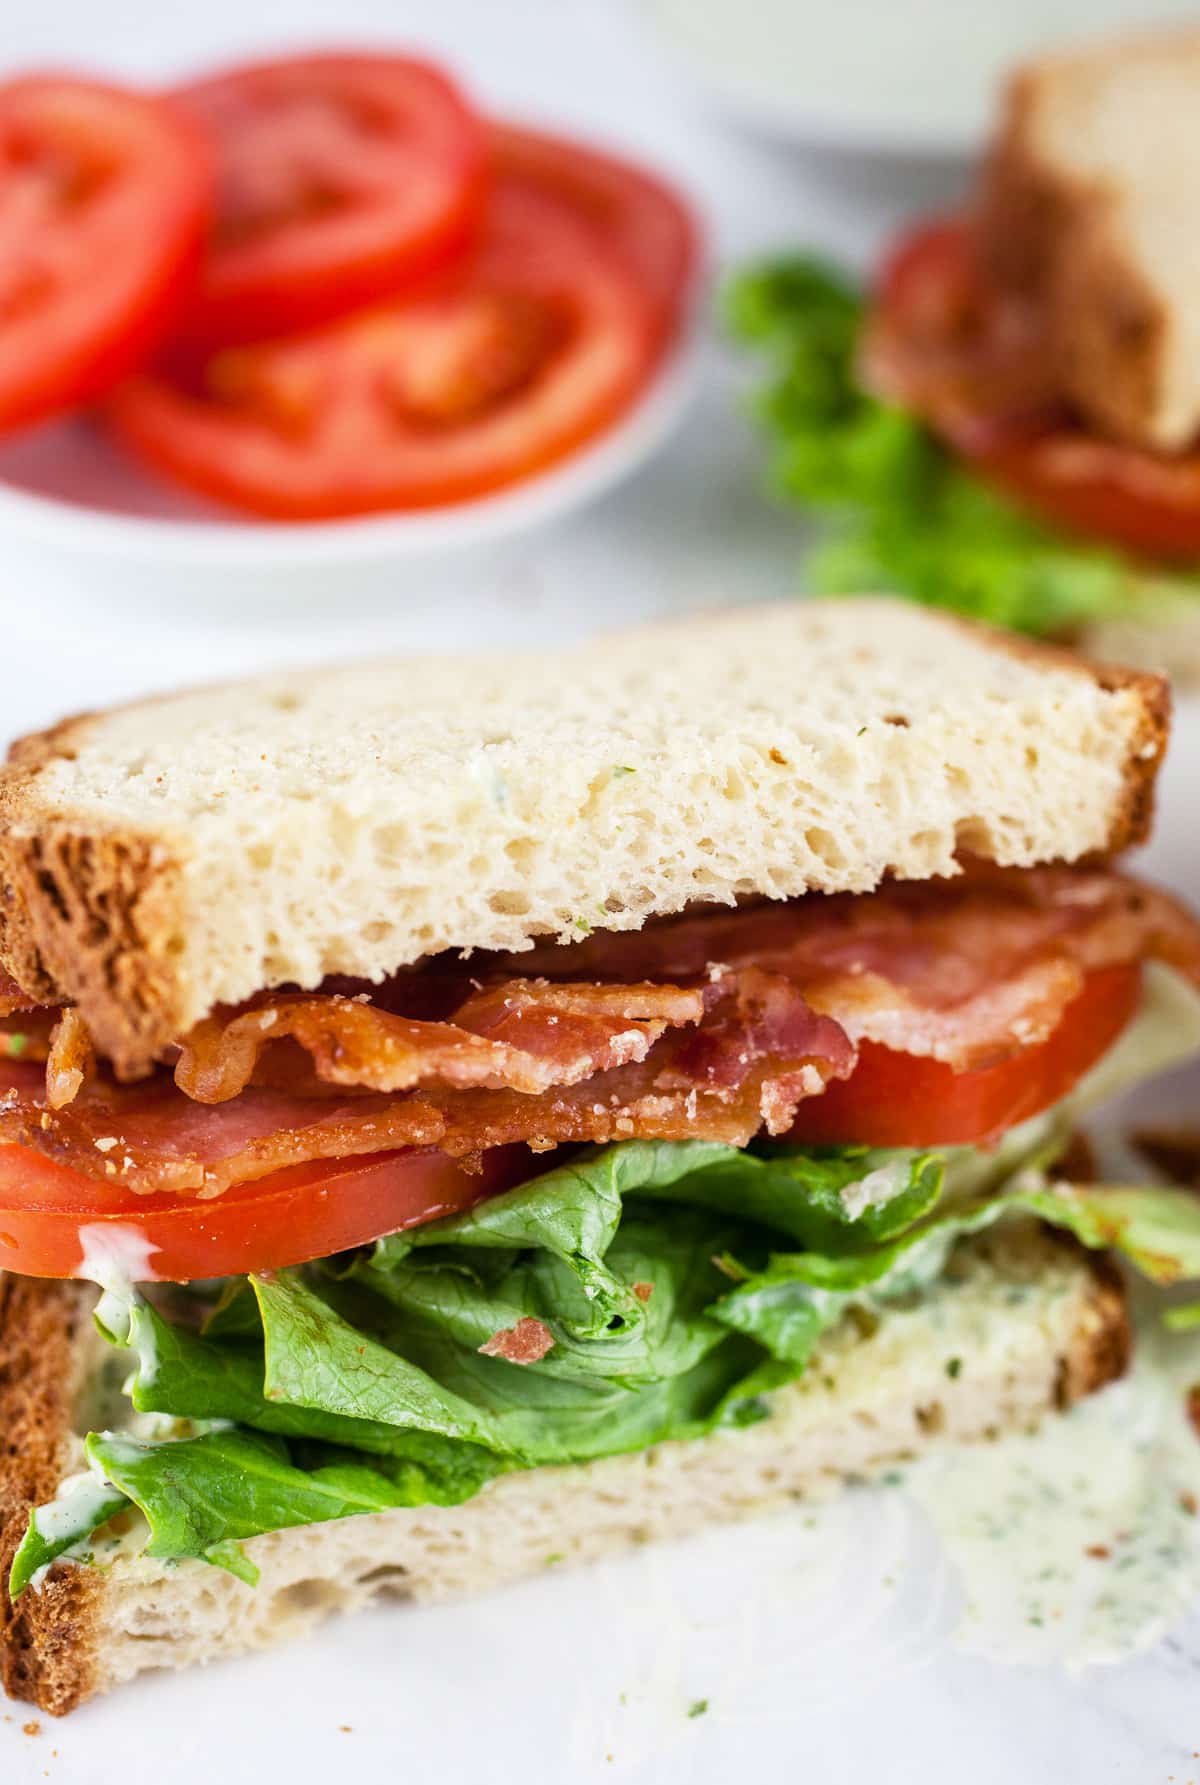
[0,329,701,614]
[645,0,1200,159]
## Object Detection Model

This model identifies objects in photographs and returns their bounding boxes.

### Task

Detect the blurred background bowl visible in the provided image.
[644,0,1200,159]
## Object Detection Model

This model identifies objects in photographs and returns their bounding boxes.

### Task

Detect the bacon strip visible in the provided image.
[479,1318,555,1364]
[858,219,1066,455]
[1,867,1194,1198]
[495,867,1200,1072]
[174,979,703,1105]
[45,1010,95,1110]
[0,970,852,1195]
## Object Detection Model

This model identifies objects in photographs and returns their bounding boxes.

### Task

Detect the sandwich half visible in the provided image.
[729,29,1200,681]
[3,598,1200,1715]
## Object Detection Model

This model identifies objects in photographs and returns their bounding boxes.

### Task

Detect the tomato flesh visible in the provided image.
[173,52,485,346]
[0,1140,530,1283]
[489,122,698,343]
[0,75,210,432]
[109,172,658,517]
[789,964,1141,1149]
[872,217,1200,559]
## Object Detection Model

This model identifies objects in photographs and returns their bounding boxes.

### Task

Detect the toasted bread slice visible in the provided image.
[0,1223,1129,1715]
[0,600,1167,1076]
[981,29,1200,453]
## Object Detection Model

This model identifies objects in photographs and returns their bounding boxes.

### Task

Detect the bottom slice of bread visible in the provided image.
[1,1223,1129,1715]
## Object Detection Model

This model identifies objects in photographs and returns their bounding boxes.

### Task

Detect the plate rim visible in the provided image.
[0,322,704,568]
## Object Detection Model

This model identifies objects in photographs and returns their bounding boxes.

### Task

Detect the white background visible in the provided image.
[1,5,1199,1781]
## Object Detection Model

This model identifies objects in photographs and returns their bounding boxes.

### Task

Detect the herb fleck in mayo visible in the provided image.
[903,1303,1200,1667]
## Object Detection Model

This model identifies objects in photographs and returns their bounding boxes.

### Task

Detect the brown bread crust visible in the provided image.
[943,617,1171,856]
[0,1276,102,1716]
[976,43,1182,452]
[1055,1252,1132,1402]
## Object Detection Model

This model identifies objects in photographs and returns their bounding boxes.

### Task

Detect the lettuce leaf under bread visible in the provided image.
[725,255,1200,635]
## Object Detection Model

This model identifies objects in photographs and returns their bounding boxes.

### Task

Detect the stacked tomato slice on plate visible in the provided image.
[0,77,210,433]
[0,51,698,518]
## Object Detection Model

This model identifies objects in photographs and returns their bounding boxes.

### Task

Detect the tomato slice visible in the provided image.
[870,217,1200,559]
[789,964,1141,1149]
[0,964,1138,1281]
[107,171,658,517]
[489,122,698,343]
[0,1140,530,1283]
[172,52,485,346]
[0,75,210,433]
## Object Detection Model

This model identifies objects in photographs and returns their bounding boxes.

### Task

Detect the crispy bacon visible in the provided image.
[45,1010,95,1110]
[0,969,852,1194]
[859,218,1066,456]
[495,867,1200,1072]
[174,979,703,1105]
[479,1317,555,1364]
[1,866,1195,1199]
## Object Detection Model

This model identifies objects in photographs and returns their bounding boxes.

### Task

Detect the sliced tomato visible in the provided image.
[107,172,658,517]
[971,430,1200,560]
[489,121,697,342]
[0,75,210,433]
[0,1137,530,1283]
[789,964,1141,1150]
[172,52,485,346]
[871,216,1200,559]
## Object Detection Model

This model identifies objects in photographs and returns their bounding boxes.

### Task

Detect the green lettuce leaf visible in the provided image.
[18,1098,1200,1595]
[8,1480,129,1600]
[83,1428,478,1585]
[725,254,1200,635]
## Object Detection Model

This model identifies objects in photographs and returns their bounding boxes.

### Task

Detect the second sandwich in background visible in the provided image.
[730,27,1200,682]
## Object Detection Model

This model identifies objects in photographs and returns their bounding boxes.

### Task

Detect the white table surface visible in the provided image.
[2,6,1198,1782]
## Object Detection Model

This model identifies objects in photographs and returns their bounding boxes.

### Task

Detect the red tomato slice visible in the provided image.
[0,75,210,433]
[489,122,698,343]
[871,217,1200,558]
[107,172,658,517]
[172,52,485,346]
[0,963,1141,1282]
[0,1140,530,1283]
[788,965,1141,1150]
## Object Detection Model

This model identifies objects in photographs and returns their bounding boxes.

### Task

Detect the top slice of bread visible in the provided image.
[0,599,1167,1076]
[980,28,1200,453]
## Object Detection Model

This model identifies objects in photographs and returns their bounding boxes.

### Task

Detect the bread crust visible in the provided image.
[942,616,1170,853]
[0,616,1171,1077]
[0,711,191,1079]
[978,67,1083,299]
[978,31,1200,452]
[0,1276,102,1717]
[1054,1249,1131,1402]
